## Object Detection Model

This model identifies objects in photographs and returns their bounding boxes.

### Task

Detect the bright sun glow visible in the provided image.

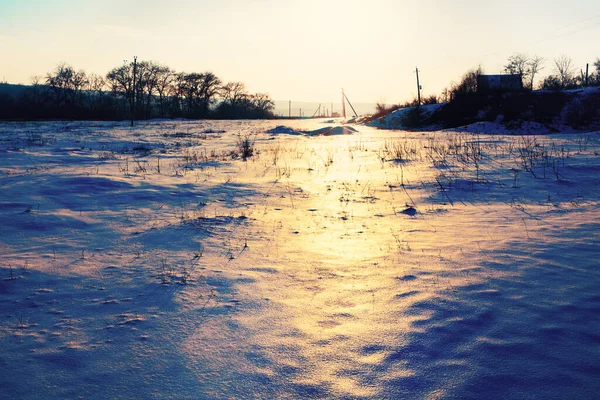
[1,1,599,102]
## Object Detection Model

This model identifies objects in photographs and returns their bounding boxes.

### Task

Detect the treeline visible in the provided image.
[0,61,275,120]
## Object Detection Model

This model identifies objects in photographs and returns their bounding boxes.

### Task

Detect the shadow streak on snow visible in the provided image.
[1,174,259,210]
[368,222,600,399]
[0,267,233,399]
[0,167,265,398]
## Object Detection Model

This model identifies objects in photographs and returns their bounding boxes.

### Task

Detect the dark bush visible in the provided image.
[541,75,563,91]
[565,92,600,128]
[400,107,427,129]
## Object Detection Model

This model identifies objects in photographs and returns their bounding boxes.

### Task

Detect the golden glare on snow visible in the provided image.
[1,120,599,398]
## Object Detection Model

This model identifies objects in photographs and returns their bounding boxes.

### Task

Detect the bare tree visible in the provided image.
[250,93,275,115]
[527,56,544,90]
[155,65,173,116]
[29,75,41,105]
[181,73,204,117]
[504,54,545,90]
[134,60,168,118]
[504,53,528,77]
[167,72,223,118]
[45,62,88,107]
[106,60,153,118]
[46,62,72,105]
[106,63,135,117]
[198,72,222,115]
[71,69,88,108]
[86,74,105,111]
[554,55,574,88]
[170,72,187,116]
[221,81,247,107]
[87,74,105,92]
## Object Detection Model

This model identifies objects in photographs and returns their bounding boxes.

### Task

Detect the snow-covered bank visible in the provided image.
[367,103,444,130]
[1,120,599,398]
[368,87,600,134]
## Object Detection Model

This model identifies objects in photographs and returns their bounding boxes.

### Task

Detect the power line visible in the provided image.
[533,19,600,45]
[542,14,600,37]
[425,14,600,76]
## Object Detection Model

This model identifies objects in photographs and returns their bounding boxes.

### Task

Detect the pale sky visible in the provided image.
[1,0,599,103]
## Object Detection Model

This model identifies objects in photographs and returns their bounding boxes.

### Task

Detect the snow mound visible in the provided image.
[267,125,302,135]
[306,125,358,136]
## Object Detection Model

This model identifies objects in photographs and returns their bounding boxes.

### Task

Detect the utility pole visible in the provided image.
[415,67,421,106]
[586,63,589,86]
[289,100,291,118]
[343,91,358,117]
[131,56,137,127]
[342,89,347,119]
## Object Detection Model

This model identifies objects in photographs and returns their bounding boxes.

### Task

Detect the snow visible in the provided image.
[306,125,358,136]
[267,125,302,135]
[368,103,444,130]
[267,124,358,136]
[446,120,557,134]
[1,119,599,398]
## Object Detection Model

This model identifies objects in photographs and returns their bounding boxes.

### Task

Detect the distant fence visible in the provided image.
[273,100,376,118]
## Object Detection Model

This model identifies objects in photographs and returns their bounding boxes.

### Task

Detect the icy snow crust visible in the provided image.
[1,119,599,399]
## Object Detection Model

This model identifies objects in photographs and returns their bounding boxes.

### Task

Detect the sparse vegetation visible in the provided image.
[1,118,599,399]
[236,134,255,161]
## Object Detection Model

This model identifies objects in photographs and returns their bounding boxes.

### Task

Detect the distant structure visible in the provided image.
[477,74,523,93]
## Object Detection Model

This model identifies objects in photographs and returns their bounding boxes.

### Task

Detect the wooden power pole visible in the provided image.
[341,89,347,119]
[343,90,358,117]
[415,67,421,106]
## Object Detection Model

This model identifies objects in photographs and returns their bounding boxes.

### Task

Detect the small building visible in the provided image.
[477,74,523,93]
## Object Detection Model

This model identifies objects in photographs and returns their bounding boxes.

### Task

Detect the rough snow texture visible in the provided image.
[446,120,555,134]
[1,120,599,399]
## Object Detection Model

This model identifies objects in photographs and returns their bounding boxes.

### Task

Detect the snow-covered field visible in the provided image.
[1,119,599,399]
